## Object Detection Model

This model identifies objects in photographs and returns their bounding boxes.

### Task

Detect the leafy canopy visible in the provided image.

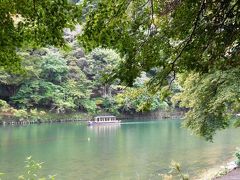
[0,0,80,70]
[11,52,92,113]
[173,69,240,141]
[79,0,240,140]
[80,0,240,86]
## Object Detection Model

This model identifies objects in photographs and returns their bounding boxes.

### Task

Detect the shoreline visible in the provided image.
[0,117,183,127]
[215,167,240,179]
[0,112,91,126]
[196,158,238,180]
[0,110,184,126]
[0,118,89,126]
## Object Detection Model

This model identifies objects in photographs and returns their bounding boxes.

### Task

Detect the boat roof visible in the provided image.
[94,115,116,118]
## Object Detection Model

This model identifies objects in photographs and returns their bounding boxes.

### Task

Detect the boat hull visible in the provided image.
[88,121,121,126]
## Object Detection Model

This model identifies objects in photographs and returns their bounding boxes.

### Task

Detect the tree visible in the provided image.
[87,48,122,97]
[12,80,70,111]
[0,0,79,70]
[115,72,169,112]
[80,0,240,83]
[172,69,240,141]
[79,0,240,140]
[10,51,92,113]
[41,54,68,84]
[0,50,44,100]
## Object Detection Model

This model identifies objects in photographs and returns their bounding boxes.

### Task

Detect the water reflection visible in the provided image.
[0,120,239,180]
[88,124,121,135]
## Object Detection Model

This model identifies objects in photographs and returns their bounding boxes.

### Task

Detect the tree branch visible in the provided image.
[171,0,205,66]
[159,0,181,16]
[151,0,205,89]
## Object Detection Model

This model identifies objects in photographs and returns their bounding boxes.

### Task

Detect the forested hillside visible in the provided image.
[0,28,172,122]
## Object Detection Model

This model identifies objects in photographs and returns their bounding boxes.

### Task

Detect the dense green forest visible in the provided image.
[1,0,240,141]
[0,29,173,123]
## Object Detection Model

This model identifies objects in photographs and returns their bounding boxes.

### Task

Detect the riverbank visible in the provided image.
[0,112,91,126]
[197,158,239,180]
[216,167,240,179]
[0,109,185,126]
[120,109,185,120]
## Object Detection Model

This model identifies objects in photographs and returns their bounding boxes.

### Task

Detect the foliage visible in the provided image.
[0,51,45,88]
[12,80,65,109]
[29,109,46,122]
[81,99,97,114]
[10,51,92,113]
[173,68,240,141]
[0,100,16,122]
[235,148,240,166]
[80,0,240,139]
[13,109,29,120]
[0,99,10,110]
[0,102,48,122]
[233,118,240,128]
[115,86,168,112]
[0,45,173,118]
[161,161,189,180]
[87,48,122,83]
[0,0,80,70]
[115,73,169,112]
[86,48,123,98]
[13,80,80,113]
[101,97,119,114]
[63,79,91,107]
[17,156,56,180]
[1,20,175,118]
[168,161,189,180]
[41,54,68,84]
[80,0,240,87]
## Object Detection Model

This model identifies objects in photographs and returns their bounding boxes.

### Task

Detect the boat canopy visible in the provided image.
[93,116,117,122]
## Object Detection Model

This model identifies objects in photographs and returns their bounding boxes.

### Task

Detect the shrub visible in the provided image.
[171,161,189,180]
[14,109,28,120]
[0,157,55,180]
[0,100,9,110]
[18,156,56,180]
[29,109,46,122]
[233,118,240,128]
[235,148,240,166]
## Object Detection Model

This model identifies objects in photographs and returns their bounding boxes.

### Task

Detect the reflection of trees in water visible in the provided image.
[88,124,121,135]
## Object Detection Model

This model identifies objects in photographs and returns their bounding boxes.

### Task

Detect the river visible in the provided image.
[0,120,239,179]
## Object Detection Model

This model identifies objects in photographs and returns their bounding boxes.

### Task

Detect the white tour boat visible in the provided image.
[88,115,121,125]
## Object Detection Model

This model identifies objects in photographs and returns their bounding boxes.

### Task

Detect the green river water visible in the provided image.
[0,120,239,179]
